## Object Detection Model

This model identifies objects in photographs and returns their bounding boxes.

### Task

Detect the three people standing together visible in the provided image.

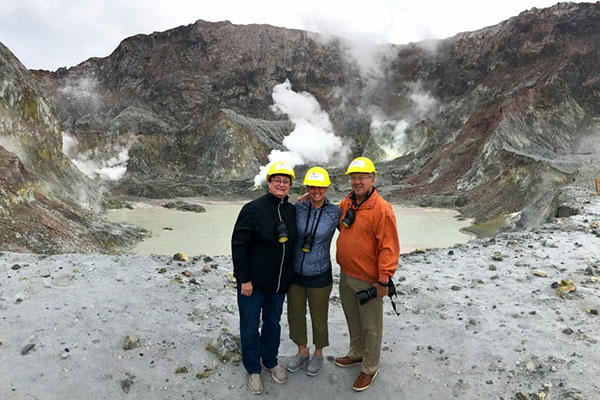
[231,156,400,395]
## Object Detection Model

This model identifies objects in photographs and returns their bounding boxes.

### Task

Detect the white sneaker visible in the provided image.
[268,364,287,384]
[248,373,263,395]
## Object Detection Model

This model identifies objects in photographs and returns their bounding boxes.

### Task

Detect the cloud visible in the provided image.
[0,0,571,70]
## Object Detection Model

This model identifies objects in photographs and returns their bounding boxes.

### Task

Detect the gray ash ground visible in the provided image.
[1,186,599,400]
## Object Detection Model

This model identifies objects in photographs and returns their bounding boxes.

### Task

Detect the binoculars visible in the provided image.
[301,234,314,253]
[277,221,288,243]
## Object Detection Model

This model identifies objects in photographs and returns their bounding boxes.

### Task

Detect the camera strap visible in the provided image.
[299,202,324,271]
[304,202,324,238]
[389,296,400,316]
[387,279,400,316]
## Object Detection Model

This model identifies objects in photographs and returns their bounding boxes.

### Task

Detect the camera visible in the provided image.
[276,221,288,243]
[356,280,397,305]
[341,208,355,228]
[301,234,314,253]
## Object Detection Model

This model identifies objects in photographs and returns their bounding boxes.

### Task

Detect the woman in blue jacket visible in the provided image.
[286,166,341,377]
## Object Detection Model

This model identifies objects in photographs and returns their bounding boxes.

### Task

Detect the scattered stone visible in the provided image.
[562,327,573,335]
[173,252,188,262]
[182,270,192,277]
[170,277,183,284]
[587,309,599,315]
[196,370,215,379]
[556,204,579,218]
[11,264,21,270]
[533,270,548,277]
[551,281,559,289]
[589,277,600,283]
[489,265,497,271]
[162,201,206,213]
[158,267,167,274]
[328,373,339,385]
[448,250,454,256]
[120,372,136,393]
[206,332,242,362]
[123,334,140,350]
[556,279,576,297]
[451,285,462,291]
[203,256,213,262]
[492,252,503,261]
[227,272,237,287]
[202,265,211,273]
[21,344,35,355]
[175,366,188,374]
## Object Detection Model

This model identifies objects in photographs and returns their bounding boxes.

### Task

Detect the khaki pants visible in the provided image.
[287,283,333,349]
[339,272,383,375]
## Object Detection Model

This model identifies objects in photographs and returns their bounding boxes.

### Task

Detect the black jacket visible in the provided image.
[231,192,297,293]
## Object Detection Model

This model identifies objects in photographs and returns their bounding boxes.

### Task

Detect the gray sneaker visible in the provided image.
[268,364,287,384]
[306,356,324,376]
[286,353,310,372]
[248,373,263,395]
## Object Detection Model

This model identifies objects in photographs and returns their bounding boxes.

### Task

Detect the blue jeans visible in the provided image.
[237,284,285,374]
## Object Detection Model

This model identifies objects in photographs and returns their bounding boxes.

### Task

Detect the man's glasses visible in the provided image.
[349,174,373,182]
[272,178,291,185]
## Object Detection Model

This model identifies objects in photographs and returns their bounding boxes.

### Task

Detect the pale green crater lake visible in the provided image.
[107,200,474,257]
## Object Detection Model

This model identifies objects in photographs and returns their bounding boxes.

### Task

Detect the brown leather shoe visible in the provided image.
[334,356,362,367]
[352,371,378,392]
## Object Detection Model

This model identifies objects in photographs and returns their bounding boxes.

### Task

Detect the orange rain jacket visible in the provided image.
[336,188,400,284]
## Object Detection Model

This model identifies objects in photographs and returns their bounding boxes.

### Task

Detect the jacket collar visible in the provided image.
[348,187,378,209]
[266,191,289,204]
[298,197,330,210]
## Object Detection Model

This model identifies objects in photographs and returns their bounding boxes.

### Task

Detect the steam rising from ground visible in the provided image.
[253,80,350,186]
[309,23,441,161]
[368,84,438,160]
[62,132,130,181]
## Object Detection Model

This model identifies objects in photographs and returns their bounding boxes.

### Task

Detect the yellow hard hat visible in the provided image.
[266,161,295,182]
[345,157,376,177]
[303,166,331,187]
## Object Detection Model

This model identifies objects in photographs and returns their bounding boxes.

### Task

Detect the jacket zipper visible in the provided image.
[276,201,285,293]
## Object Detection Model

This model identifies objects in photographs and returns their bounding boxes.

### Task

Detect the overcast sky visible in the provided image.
[0,0,589,71]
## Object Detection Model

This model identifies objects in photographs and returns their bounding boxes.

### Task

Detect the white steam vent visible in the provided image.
[62,132,130,182]
[254,80,350,187]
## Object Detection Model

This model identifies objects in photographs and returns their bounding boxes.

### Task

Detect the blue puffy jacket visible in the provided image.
[293,198,341,287]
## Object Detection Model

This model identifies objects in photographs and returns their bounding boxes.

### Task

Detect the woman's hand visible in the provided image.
[298,192,309,203]
[241,281,253,296]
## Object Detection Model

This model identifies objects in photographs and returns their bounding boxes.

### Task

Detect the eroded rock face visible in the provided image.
[0,42,147,252]
[30,3,600,230]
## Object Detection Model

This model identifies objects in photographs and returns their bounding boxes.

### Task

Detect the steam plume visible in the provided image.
[253,80,350,186]
[62,132,130,182]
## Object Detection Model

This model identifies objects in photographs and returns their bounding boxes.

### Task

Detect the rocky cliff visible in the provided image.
[28,2,600,233]
[0,42,147,252]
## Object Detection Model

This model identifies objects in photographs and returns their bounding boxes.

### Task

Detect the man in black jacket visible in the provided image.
[232,161,297,395]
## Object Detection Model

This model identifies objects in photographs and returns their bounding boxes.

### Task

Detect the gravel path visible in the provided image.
[1,187,599,399]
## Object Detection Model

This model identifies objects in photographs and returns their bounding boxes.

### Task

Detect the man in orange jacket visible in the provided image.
[334,156,400,392]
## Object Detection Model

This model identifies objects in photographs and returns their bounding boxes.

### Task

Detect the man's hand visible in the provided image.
[298,192,309,203]
[375,282,388,298]
[241,281,253,296]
